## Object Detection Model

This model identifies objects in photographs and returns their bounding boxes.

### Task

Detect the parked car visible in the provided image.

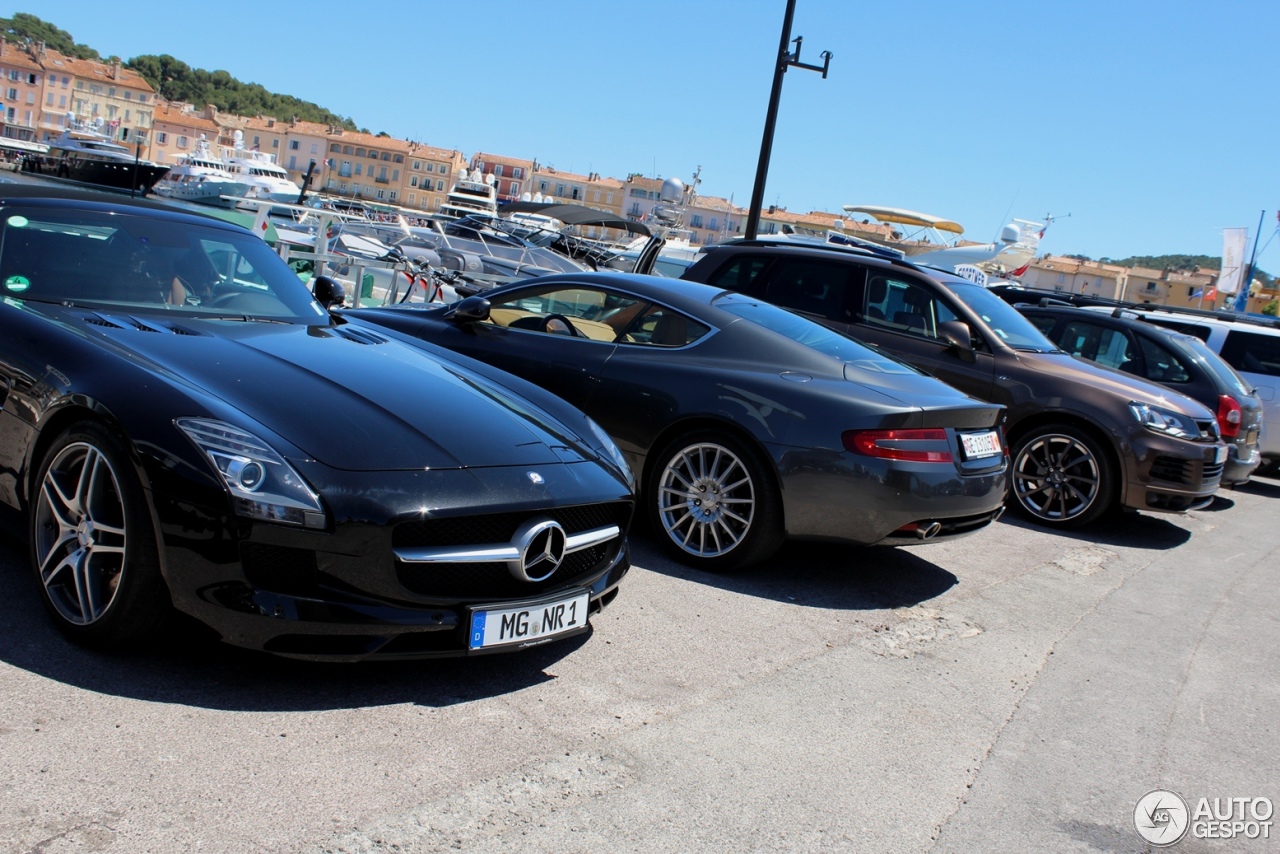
[1012,304,1262,485]
[682,241,1228,527]
[0,186,634,659]
[1110,310,1280,475]
[346,272,1010,571]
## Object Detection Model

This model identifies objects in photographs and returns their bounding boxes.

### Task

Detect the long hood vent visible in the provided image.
[81,311,204,336]
[316,325,390,346]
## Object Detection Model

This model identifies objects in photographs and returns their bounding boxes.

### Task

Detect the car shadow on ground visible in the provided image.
[0,534,595,713]
[631,534,957,611]
[1234,477,1280,499]
[995,510,1192,550]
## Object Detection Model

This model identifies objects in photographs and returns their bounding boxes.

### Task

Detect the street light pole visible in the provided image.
[744,0,831,240]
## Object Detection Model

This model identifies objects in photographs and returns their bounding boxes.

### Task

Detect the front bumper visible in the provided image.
[1121,428,1225,513]
[147,459,634,660]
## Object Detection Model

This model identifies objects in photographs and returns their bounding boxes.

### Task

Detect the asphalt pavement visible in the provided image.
[1,474,1277,853]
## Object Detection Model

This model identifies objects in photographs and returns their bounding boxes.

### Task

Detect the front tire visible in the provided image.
[30,421,169,647]
[1009,425,1114,527]
[647,431,783,572]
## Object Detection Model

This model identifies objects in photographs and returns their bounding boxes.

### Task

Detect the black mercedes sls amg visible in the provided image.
[0,187,634,660]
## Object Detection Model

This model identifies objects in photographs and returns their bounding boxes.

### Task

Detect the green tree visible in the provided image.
[1263,300,1278,317]
[0,12,99,59]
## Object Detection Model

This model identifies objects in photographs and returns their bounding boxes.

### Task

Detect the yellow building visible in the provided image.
[32,46,156,147]
[148,103,220,164]
[0,37,44,142]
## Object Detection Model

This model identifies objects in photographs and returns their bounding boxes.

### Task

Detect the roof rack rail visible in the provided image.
[986,283,1280,330]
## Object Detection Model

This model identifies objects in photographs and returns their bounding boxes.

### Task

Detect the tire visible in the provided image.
[1009,424,1114,527]
[647,431,783,571]
[30,421,170,647]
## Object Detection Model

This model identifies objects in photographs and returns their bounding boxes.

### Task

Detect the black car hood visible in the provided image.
[63,309,595,471]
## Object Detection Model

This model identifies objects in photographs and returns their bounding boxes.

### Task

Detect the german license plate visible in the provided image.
[469,590,589,650]
[960,430,1002,460]
[1213,444,1228,465]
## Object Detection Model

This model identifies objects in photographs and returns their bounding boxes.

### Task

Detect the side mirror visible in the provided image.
[938,320,976,363]
[446,295,491,324]
[312,275,346,309]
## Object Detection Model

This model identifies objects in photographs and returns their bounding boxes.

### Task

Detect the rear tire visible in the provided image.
[1009,424,1114,528]
[647,431,784,572]
[30,421,170,648]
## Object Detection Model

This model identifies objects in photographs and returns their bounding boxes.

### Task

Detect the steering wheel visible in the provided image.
[542,313,584,337]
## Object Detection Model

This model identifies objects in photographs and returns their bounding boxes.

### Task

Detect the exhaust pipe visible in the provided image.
[915,521,943,540]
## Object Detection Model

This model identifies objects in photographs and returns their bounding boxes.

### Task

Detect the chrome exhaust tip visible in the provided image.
[916,521,943,540]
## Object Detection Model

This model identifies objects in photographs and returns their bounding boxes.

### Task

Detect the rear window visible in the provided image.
[1183,336,1253,396]
[1219,329,1280,378]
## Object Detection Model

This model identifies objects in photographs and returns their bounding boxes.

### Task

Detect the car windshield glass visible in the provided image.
[711,292,920,374]
[0,206,328,321]
[944,280,1061,351]
[1181,336,1253,396]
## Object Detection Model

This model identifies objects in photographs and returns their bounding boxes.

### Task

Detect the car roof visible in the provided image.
[0,184,244,234]
[697,239,927,274]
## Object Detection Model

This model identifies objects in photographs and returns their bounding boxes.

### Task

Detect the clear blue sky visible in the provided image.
[10,0,1279,267]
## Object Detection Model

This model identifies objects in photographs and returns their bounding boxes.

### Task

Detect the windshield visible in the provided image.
[0,206,327,321]
[944,280,1061,352]
[712,292,921,374]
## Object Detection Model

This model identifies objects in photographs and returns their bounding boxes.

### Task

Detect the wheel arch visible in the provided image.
[23,401,167,567]
[1005,411,1123,505]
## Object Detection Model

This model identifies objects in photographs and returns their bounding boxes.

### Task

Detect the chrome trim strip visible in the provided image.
[394,525,620,564]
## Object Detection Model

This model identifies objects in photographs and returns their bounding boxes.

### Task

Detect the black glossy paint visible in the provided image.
[347,272,1009,546]
[0,189,634,659]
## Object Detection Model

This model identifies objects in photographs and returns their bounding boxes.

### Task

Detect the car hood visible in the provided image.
[1015,350,1216,419]
[70,310,597,471]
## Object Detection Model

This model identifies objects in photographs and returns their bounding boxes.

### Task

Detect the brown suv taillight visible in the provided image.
[1216,395,1242,438]
[842,428,954,462]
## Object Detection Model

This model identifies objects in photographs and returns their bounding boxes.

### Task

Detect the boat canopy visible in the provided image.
[841,205,964,235]
[499,201,651,236]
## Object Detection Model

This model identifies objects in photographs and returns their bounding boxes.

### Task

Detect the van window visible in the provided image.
[762,258,863,322]
[1060,321,1135,371]
[864,275,959,340]
[1219,330,1280,377]
[1136,336,1190,383]
[703,256,769,296]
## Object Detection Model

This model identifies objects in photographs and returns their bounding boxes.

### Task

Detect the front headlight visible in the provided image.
[1129,402,1200,440]
[583,416,634,485]
[176,418,327,529]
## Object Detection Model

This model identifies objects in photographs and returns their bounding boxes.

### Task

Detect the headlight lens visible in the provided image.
[583,416,633,484]
[1129,402,1200,440]
[176,418,327,529]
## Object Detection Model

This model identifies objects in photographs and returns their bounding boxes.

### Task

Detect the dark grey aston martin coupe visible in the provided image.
[346,272,1010,571]
[0,187,633,659]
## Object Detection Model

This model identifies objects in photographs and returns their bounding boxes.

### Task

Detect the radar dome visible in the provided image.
[660,177,685,203]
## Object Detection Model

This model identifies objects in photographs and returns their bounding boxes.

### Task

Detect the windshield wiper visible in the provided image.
[197,314,293,324]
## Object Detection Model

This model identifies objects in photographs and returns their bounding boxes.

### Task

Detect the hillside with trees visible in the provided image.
[1093,253,1273,286]
[1,13,358,131]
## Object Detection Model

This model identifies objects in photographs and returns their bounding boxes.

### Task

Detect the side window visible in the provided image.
[761,259,863,323]
[863,276,957,340]
[489,285,622,341]
[702,255,769,297]
[1219,330,1280,377]
[1136,336,1190,383]
[1060,321,1134,371]
[621,305,711,347]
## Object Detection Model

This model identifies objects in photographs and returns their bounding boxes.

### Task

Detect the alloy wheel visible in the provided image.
[1012,432,1102,522]
[656,441,756,558]
[33,441,128,625]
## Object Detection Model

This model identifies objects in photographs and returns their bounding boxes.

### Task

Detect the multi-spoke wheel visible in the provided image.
[648,431,783,571]
[30,421,168,646]
[1010,425,1114,527]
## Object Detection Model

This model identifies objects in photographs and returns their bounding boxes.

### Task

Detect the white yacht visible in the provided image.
[221,130,304,207]
[437,168,499,221]
[150,135,250,208]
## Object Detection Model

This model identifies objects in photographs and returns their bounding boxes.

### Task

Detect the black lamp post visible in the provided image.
[744,0,831,240]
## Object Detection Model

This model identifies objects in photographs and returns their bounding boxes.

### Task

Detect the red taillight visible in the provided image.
[842,428,954,462]
[1216,394,1242,438]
